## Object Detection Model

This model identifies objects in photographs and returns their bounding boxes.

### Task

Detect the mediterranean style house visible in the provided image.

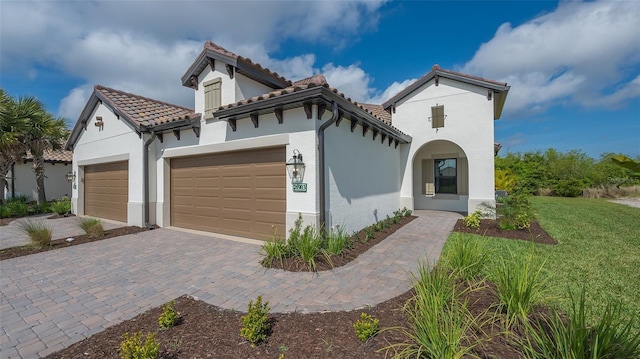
[66,41,509,240]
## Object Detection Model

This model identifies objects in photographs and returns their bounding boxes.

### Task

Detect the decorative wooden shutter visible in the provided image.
[458,157,469,195]
[422,159,434,195]
[431,105,444,128]
[204,79,221,119]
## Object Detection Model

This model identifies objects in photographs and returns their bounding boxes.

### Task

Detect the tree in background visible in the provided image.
[0,88,67,204]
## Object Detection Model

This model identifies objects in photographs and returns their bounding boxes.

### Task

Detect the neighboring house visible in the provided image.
[66,41,509,240]
[5,150,73,202]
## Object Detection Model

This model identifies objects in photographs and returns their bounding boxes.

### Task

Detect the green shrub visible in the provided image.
[19,219,52,248]
[462,210,482,230]
[261,238,289,268]
[30,202,51,215]
[5,200,29,217]
[240,295,271,346]
[497,191,535,230]
[442,234,487,281]
[325,225,352,256]
[523,289,640,359]
[354,312,379,341]
[411,261,455,309]
[294,225,324,271]
[119,332,159,359]
[158,300,179,329]
[0,205,11,218]
[50,196,71,215]
[491,249,547,326]
[7,195,28,204]
[553,178,585,197]
[401,207,413,217]
[363,227,374,242]
[79,217,104,238]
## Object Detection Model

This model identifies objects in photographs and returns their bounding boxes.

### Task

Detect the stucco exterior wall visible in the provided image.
[7,162,71,201]
[323,119,403,234]
[70,103,144,225]
[392,77,496,213]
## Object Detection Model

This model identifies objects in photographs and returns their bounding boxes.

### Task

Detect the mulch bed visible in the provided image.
[45,279,541,359]
[262,216,417,272]
[0,226,150,261]
[453,219,557,245]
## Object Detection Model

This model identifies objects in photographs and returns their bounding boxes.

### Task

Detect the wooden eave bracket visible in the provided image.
[173,129,181,140]
[303,102,313,119]
[372,129,379,141]
[82,122,87,130]
[192,126,200,138]
[225,64,234,79]
[335,111,344,127]
[435,75,439,87]
[317,103,327,120]
[250,113,259,128]
[394,139,399,148]
[207,57,215,71]
[350,119,357,132]
[362,124,369,137]
[229,118,237,132]
[388,137,393,146]
[487,90,493,101]
[157,133,164,143]
[275,108,283,124]
[381,133,387,144]
[391,104,396,114]
[189,75,199,90]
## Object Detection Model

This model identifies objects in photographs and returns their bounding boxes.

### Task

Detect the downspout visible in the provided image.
[317,101,339,231]
[143,130,157,229]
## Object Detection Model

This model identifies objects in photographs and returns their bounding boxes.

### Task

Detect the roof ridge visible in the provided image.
[94,85,195,112]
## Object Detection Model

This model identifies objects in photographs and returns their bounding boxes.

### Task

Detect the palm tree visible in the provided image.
[0,89,31,203]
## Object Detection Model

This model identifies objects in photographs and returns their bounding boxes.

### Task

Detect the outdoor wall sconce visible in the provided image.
[285,149,305,183]
[66,171,76,182]
[94,116,104,129]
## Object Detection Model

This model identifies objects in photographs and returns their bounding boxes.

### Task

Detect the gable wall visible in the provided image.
[70,103,144,225]
[392,77,496,212]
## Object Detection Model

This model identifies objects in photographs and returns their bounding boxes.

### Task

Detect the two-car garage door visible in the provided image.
[170,147,286,240]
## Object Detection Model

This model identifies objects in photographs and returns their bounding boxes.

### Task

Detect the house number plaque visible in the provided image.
[292,183,307,192]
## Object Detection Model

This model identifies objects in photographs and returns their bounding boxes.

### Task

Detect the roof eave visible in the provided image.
[493,86,510,120]
[180,48,239,87]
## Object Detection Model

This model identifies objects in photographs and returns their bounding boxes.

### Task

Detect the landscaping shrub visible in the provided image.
[462,210,482,230]
[523,289,640,359]
[19,219,52,248]
[158,300,179,330]
[552,178,585,197]
[5,199,29,217]
[78,217,104,238]
[442,234,487,281]
[497,190,535,230]
[490,249,547,326]
[0,205,11,218]
[119,332,159,359]
[354,312,379,341]
[240,295,271,346]
[261,237,289,268]
[50,196,71,215]
[325,225,352,256]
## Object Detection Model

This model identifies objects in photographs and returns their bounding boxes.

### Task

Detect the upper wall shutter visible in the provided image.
[431,105,445,128]
[204,78,221,119]
[458,157,469,195]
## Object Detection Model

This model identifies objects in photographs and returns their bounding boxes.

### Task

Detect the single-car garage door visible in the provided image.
[84,161,128,222]
[170,147,286,240]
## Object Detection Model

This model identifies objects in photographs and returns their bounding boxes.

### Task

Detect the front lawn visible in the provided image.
[445,196,640,333]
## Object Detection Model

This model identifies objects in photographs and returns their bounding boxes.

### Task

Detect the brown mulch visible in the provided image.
[0,226,150,261]
[262,216,416,272]
[45,279,539,359]
[453,219,557,245]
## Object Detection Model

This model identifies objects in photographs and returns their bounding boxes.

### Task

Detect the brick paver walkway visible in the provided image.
[0,210,460,357]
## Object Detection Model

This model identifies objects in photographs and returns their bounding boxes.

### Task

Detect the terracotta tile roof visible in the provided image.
[24,149,73,163]
[95,85,199,128]
[359,104,392,125]
[292,74,327,86]
[431,65,508,87]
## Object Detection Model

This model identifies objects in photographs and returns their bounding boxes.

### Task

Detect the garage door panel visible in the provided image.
[84,161,128,222]
[170,147,285,239]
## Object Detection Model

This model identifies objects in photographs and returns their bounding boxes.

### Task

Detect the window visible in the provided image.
[204,78,221,119]
[431,105,445,128]
[434,158,457,194]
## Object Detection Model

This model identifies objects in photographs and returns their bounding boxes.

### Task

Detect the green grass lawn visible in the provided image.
[444,196,640,333]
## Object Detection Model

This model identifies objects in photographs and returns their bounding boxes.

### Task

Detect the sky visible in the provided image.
[1,0,639,158]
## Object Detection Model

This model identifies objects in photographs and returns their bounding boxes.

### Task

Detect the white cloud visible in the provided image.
[462,0,640,115]
[58,86,91,122]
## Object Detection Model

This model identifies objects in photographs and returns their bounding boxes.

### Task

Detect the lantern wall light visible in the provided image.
[285,149,305,183]
[66,171,76,182]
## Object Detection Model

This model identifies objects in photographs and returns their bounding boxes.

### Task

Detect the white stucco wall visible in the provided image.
[70,103,144,226]
[392,77,496,214]
[7,162,72,201]
[323,119,403,234]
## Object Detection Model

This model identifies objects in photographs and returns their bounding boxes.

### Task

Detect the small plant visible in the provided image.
[523,289,640,359]
[442,234,487,281]
[19,219,52,248]
[5,199,29,217]
[401,207,413,217]
[50,196,71,215]
[462,210,482,230]
[491,249,547,326]
[497,190,535,230]
[294,225,325,271]
[325,225,352,256]
[364,227,374,242]
[158,300,179,329]
[119,332,159,359]
[261,238,289,268]
[240,295,271,346]
[354,312,379,341]
[78,217,104,238]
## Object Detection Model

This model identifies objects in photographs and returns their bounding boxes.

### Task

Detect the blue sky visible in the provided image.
[1,0,638,158]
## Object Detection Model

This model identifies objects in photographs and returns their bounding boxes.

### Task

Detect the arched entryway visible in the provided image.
[412,140,469,212]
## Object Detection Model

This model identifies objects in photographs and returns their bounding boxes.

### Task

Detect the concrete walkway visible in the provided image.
[0,210,460,358]
[0,216,123,250]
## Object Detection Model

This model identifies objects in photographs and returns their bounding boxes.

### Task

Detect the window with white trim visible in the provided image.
[204,78,221,119]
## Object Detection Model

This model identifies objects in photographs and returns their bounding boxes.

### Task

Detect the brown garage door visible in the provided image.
[84,161,128,222]
[170,147,286,240]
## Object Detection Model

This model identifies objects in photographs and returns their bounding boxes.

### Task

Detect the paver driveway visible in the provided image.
[0,210,460,358]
